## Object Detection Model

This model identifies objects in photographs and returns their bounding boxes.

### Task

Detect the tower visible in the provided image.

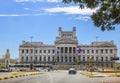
[5,49,10,68]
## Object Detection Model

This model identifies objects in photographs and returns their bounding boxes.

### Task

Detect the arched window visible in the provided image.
[69,56,71,62]
[48,56,50,61]
[26,56,28,61]
[44,56,46,61]
[61,56,63,62]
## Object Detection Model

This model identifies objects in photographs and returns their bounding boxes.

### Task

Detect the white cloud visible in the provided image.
[0,14,43,16]
[15,0,61,2]
[44,6,98,15]
[0,14,28,16]
[47,0,61,2]
[75,15,90,21]
[24,8,30,10]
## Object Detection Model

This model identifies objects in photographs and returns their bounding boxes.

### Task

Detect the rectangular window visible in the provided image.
[105,49,108,53]
[101,57,103,61]
[110,49,113,53]
[96,50,98,54]
[52,50,55,53]
[22,50,24,53]
[96,57,98,61]
[82,50,85,54]
[101,49,103,54]
[92,50,94,53]
[26,49,28,53]
[39,50,42,53]
[106,57,108,61]
[83,57,85,61]
[44,50,46,53]
[35,50,37,54]
[87,50,89,53]
[48,50,50,53]
[39,56,41,61]
[30,49,33,53]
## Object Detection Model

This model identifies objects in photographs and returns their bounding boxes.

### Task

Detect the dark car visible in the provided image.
[68,68,77,74]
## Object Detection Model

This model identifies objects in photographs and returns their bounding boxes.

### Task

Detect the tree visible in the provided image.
[0,62,6,68]
[62,0,120,31]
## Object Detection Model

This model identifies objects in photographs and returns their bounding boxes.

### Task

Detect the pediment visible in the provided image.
[99,42,114,47]
[55,38,78,44]
[20,42,32,47]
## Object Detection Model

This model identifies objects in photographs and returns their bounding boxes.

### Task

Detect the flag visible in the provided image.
[56,47,60,53]
[76,46,82,53]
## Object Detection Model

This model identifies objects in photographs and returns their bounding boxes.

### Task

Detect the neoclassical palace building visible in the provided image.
[19,27,117,68]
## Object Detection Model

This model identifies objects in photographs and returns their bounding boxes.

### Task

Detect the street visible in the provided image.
[0,70,103,83]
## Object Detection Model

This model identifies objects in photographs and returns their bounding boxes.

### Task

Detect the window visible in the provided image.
[22,50,24,53]
[110,57,113,61]
[39,56,41,61]
[61,47,63,53]
[52,57,54,61]
[65,47,68,53]
[110,49,113,53]
[73,47,76,53]
[105,49,108,53]
[35,50,37,54]
[26,49,28,53]
[101,49,103,54]
[87,57,89,61]
[106,57,108,61]
[106,64,108,67]
[96,57,98,61]
[87,50,89,53]
[26,56,28,61]
[69,56,71,62]
[96,50,98,54]
[57,56,59,62]
[35,56,37,61]
[52,50,55,53]
[61,56,63,62]
[31,56,32,61]
[44,56,46,61]
[92,50,94,53]
[69,47,72,53]
[73,57,76,62]
[48,50,50,53]
[101,57,103,61]
[21,56,24,61]
[39,50,42,53]
[83,56,85,61]
[44,50,46,53]
[82,50,85,54]
[30,49,33,53]
[48,56,50,61]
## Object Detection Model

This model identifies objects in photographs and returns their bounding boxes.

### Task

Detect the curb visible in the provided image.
[0,72,44,81]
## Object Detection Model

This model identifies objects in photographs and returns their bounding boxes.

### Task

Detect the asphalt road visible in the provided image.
[0,70,108,83]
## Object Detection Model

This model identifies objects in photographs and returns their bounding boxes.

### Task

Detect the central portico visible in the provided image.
[54,27,79,64]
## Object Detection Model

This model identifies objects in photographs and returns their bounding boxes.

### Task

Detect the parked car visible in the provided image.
[0,68,9,72]
[68,68,77,74]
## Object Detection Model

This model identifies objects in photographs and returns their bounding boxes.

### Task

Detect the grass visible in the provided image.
[109,73,120,77]
[80,71,97,77]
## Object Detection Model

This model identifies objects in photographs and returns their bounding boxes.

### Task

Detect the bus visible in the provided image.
[9,64,30,71]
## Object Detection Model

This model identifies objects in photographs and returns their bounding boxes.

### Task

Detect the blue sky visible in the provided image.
[0,0,120,60]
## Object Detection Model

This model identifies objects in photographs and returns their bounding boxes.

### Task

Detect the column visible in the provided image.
[72,47,73,54]
[63,47,65,55]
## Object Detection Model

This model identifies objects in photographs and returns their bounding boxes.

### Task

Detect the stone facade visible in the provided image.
[19,27,117,68]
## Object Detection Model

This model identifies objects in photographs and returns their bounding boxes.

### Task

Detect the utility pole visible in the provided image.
[96,36,99,42]
[30,36,33,42]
